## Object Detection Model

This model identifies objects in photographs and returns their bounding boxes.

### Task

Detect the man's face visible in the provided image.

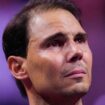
[25,9,92,97]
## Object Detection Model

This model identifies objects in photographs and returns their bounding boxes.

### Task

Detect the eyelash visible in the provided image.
[74,34,87,43]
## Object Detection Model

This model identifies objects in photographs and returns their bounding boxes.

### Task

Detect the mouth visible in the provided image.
[63,69,87,79]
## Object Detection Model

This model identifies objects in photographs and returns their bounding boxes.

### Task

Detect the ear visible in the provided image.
[8,56,28,80]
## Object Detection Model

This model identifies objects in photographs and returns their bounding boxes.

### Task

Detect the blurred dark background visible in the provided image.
[0,0,105,105]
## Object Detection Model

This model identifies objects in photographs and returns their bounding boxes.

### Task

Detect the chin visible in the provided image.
[72,83,91,96]
[61,82,91,98]
[70,77,91,96]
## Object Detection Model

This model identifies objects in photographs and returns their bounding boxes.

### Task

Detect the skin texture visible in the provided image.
[8,9,92,105]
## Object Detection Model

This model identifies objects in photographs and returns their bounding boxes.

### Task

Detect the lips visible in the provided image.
[63,69,87,79]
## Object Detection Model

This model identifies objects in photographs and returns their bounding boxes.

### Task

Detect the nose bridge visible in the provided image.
[65,41,79,53]
[64,41,83,63]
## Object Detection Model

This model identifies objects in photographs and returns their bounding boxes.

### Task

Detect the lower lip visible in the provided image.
[64,71,86,79]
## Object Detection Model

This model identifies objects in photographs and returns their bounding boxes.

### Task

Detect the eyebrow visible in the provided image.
[76,32,88,38]
[76,31,87,35]
[40,31,87,48]
[40,32,68,47]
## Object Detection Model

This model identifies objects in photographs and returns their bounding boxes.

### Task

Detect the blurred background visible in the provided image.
[0,0,105,105]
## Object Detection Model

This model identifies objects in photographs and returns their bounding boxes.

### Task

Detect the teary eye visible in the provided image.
[74,33,87,43]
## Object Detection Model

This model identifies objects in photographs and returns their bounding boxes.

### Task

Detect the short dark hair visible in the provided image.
[2,0,81,97]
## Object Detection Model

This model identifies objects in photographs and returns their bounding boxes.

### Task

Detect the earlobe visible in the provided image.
[8,56,28,80]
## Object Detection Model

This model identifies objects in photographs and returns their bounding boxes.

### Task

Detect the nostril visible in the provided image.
[69,53,83,63]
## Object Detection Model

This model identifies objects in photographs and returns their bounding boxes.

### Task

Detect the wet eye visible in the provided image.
[74,33,87,43]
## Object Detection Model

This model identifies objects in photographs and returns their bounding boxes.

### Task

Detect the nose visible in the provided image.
[66,44,83,63]
[69,52,83,63]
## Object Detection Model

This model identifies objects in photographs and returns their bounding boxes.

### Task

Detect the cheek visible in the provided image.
[86,51,93,84]
[26,54,57,87]
[39,50,65,69]
[84,48,93,71]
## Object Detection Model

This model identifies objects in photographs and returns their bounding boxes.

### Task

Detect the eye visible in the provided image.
[41,33,68,48]
[46,38,65,47]
[74,33,87,43]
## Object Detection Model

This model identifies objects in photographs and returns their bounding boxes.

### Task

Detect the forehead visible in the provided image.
[28,9,85,40]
